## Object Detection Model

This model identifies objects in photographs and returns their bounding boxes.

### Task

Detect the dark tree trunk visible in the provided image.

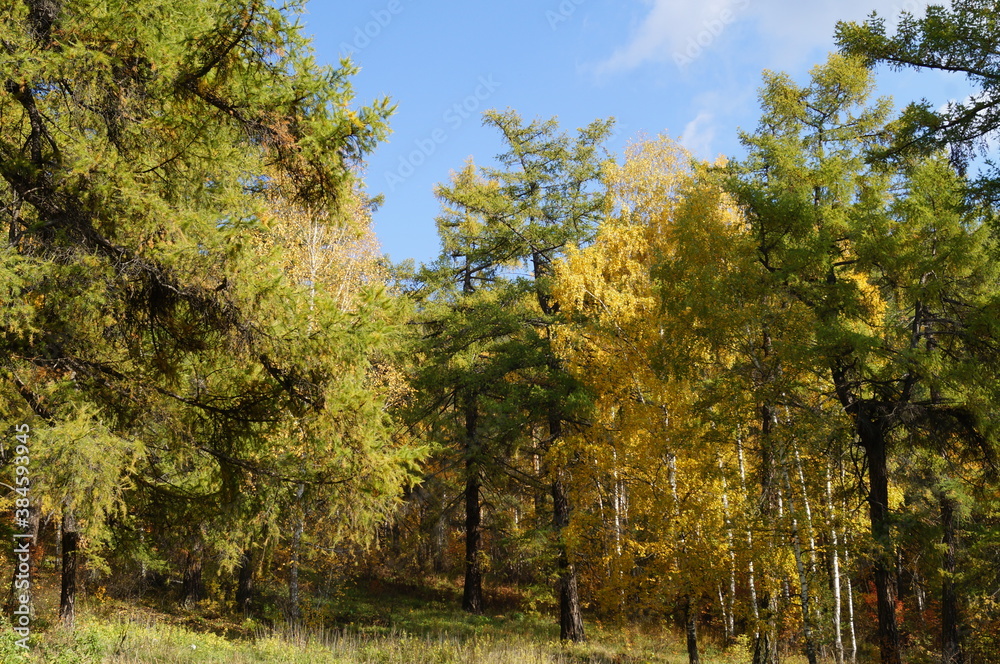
[858,411,901,664]
[684,594,701,664]
[752,584,781,663]
[752,391,780,663]
[25,0,62,42]
[236,549,254,615]
[59,510,79,628]
[462,468,483,613]
[553,475,585,642]
[288,482,304,623]
[831,354,902,664]
[752,608,779,664]
[460,256,484,614]
[940,491,963,664]
[182,540,205,607]
[462,395,483,613]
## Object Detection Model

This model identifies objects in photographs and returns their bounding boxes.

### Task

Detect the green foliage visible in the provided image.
[730,52,998,437]
[0,0,416,611]
[835,0,1000,206]
[3,2,1000,662]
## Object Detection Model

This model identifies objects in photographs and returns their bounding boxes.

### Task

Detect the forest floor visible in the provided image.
[3,574,794,663]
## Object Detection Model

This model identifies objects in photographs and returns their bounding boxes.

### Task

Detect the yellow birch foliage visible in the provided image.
[552,136,749,618]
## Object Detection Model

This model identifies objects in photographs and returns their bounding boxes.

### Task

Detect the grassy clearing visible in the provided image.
[4,612,757,664]
[0,578,775,663]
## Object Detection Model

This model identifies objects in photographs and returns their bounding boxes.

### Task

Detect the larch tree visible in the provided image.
[0,0,418,624]
[409,201,536,614]
[427,108,615,641]
[835,0,1000,206]
[727,53,999,664]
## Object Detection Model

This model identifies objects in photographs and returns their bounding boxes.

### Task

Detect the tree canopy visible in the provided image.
[2,3,1000,664]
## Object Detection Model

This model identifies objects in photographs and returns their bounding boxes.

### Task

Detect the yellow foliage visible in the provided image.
[553,136,757,613]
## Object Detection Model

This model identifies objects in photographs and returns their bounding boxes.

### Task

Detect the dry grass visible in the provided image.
[1,605,769,664]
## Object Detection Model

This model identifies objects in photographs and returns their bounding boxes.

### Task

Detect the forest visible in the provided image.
[2,1,1000,663]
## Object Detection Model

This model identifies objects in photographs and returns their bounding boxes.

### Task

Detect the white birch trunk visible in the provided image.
[783,471,819,664]
[719,455,737,639]
[825,463,845,664]
[718,583,731,643]
[839,462,858,664]
[612,448,623,557]
[843,540,858,664]
[794,447,818,573]
[736,436,760,625]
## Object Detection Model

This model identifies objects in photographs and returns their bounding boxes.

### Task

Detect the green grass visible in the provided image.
[7,614,757,664]
[2,579,767,663]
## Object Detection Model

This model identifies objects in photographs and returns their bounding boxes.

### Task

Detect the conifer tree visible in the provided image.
[0,0,415,617]
[835,0,1000,205]
[728,53,998,664]
[425,108,614,640]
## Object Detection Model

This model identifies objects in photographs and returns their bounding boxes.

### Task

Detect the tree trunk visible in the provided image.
[914,571,926,618]
[860,418,901,664]
[737,437,761,627]
[288,482,304,623]
[532,429,546,529]
[236,549,254,615]
[783,474,819,664]
[939,490,963,664]
[826,463,845,664]
[59,509,80,629]
[719,457,737,642]
[431,512,447,574]
[752,616,778,664]
[844,540,858,664]
[553,475,585,642]
[462,458,484,613]
[793,448,818,573]
[25,0,62,43]
[182,540,205,607]
[462,393,483,613]
[612,448,623,557]
[833,353,902,664]
[717,584,731,644]
[460,257,484,613]
[752,397,780,663]
[684,594,701,664]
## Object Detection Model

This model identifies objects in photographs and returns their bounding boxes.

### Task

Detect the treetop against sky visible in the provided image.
[301,0,979,264]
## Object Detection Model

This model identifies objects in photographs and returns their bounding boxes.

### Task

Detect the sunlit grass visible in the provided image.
[0,576,802,663]
[3,604,771,663]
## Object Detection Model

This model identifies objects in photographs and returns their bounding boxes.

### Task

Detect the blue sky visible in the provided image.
[300,0,974,266]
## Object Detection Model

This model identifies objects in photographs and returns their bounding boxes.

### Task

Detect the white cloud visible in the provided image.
[596,0,939,74]
[597,0,750,75]
[680,111,717,158]
[749,0,937,65]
